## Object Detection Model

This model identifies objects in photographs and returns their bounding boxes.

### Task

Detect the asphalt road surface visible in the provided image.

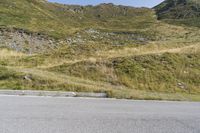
[0,95,200,133]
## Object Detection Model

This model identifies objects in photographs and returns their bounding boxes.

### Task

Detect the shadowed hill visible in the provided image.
[154,0,200,27]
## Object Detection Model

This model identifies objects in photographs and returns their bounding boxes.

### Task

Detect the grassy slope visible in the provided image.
[0,0,199,101]
[1,41,199,101]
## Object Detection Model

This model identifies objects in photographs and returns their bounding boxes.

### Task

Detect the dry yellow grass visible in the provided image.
[97,43,200,59]
[36,43,200,69]
[0,49,25,59]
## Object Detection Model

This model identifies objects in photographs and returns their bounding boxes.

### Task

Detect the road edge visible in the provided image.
[0,90,107,98]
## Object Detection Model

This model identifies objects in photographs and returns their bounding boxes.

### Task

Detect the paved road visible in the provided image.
[0,96,200,133]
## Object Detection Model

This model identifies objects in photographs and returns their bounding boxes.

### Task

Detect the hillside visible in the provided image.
[155,0,200,27]
[0,0,200,101]
[0,0,155,38]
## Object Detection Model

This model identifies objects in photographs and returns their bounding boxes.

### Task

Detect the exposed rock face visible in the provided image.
[0,28,58,54]
[0,27,151,54]
[66,28,150,46]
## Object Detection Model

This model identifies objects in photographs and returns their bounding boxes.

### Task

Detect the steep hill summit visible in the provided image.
[155,0,200,27]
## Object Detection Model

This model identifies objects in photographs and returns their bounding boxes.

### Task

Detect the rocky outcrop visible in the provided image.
[0,28,59,54]
[66,28,150,46]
